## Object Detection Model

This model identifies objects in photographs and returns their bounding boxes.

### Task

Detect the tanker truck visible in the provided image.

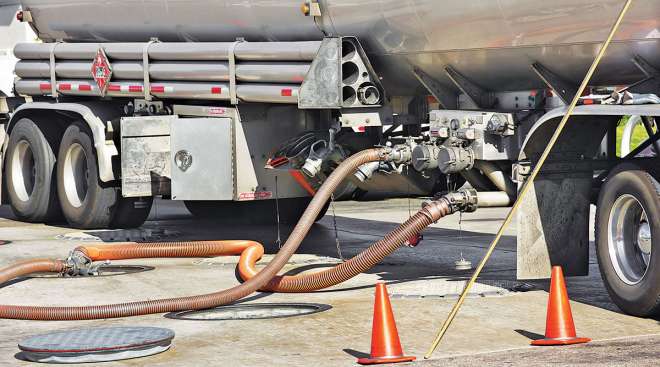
[0,0,658,317]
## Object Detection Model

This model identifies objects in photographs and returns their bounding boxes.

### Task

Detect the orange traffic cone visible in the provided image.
[357,283,416,365]
[532,266,591,346]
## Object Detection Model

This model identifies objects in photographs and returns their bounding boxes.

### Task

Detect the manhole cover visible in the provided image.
[166,303,332,321]
[56,228,180,242]
[18,327,174,364]
[30,265,155,278]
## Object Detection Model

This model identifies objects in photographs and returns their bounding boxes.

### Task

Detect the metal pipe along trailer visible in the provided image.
[0,0,658,318]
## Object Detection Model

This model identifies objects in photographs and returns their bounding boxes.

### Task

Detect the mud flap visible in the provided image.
[517,176,591,279]
[516,113,614,279]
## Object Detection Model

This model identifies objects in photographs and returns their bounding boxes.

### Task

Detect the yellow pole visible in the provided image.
[424,0,633,359]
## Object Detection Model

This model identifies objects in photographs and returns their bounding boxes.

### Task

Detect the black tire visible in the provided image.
[56,124,118,229]
[185,197,325,224]
[111,197,153,229]
[595,163,660,317]
[5,118,61,222]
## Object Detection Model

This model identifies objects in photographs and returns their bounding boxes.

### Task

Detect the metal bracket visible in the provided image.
[531,62,578,105]
[641,116,660,155]
[228,39,245,105]
[444,66,495,109]
[632,55,660,78]
[412,67,457,109]
[48,41,62,98]
[142,38,160,101]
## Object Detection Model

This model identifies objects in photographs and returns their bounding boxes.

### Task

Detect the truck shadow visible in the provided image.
[0,202,626,316]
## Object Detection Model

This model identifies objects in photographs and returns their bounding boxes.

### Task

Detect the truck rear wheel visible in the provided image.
[56,124,118,229]
[5,118,61,222]
[595,164,660,317]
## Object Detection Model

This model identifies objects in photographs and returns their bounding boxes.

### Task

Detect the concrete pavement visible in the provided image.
[0,197,658,366]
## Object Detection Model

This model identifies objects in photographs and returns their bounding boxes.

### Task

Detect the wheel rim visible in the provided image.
[607,194,652,285]
[11,140,36,202]
[62,143,89,208]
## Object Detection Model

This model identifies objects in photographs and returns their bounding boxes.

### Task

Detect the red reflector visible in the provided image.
[151,85,165,93]
[78,84,92,91]
[268,157,289,168]
[582,99,594,105]
[357,126,366,132]
[281,88,293,97]
[211,87,222,94]
[39,83,51,90]
[58,84,71,91]
[108,84,121,92]
[128,85,143,93]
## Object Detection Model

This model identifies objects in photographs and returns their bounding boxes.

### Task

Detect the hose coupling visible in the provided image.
[440,188,479,213]
[63,250,103,277]
[381,144,412,165]
[355,161,381,182]
[426,188,478,216]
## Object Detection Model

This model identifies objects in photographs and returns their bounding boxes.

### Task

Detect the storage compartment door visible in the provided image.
[170,118,233,201]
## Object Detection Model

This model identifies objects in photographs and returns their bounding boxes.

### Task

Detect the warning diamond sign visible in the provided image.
[91,48,112,96]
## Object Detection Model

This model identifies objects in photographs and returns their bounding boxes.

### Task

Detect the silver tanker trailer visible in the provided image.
[0,0,658,317]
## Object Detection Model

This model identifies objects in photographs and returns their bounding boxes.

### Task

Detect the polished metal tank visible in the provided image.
[14,0,660,94]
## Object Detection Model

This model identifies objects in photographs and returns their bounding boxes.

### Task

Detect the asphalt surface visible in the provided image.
[0,197,658,366]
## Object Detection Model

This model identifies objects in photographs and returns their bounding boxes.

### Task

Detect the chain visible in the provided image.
[330,193,345,262]
[274,176,282,249]
[406,165,413,219]
[458,210,463,242]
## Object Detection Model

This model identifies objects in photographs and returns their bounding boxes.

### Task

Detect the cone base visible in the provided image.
[357,355,416,365]
[531,337,591,346]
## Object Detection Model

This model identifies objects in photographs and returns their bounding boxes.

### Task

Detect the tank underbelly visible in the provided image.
[16,0,660,93]
[374,39,660,95]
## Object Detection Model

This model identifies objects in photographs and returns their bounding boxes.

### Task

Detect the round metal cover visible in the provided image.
[18,327,174,364]
[167,303,332,321]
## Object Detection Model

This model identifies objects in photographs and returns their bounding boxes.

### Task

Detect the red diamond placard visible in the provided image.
[91,48,112,96]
